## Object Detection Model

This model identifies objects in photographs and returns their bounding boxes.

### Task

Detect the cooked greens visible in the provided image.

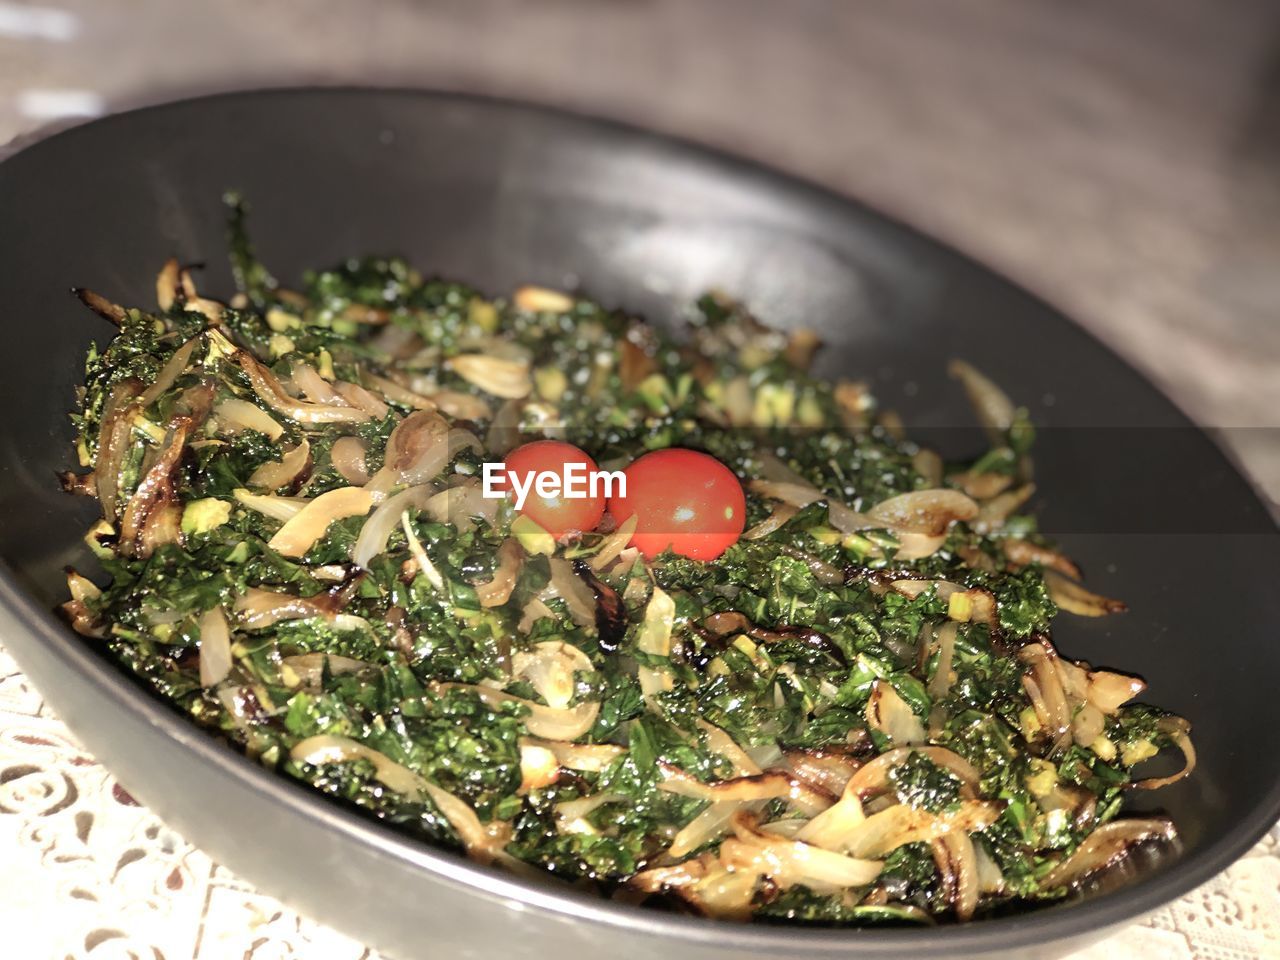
[58,198,1193,925]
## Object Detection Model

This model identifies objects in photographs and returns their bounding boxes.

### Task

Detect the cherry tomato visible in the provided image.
[609,449,746,560]
[501,440,606,539]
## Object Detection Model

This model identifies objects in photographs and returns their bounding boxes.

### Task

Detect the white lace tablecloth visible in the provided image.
[0,643,1275,960]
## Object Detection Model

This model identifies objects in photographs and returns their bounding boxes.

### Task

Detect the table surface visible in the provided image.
[2,1,1278,957]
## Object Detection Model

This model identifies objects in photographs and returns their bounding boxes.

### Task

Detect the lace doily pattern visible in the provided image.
[0,643,1274,959]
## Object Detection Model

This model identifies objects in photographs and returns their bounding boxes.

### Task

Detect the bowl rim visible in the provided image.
[3,84,1279,956]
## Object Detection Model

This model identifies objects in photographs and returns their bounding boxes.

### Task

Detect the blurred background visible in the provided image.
[1,0,1277,503]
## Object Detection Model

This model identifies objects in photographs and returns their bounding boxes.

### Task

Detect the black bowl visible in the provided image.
[0,89,1276,959]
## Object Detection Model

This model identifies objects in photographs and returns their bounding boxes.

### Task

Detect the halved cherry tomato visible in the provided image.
[501,440,606,539]
[609,448,745,560]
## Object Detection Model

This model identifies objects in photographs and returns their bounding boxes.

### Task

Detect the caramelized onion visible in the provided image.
[866,680,926,746]
[543,558,597,630]
[589,514,639,572]
[197,606,233,687]
[866,489,979,537]
[237,351,371,424]
[73,287,127,324]
[368,324,422,361]
[973,484,1034,533]
[974,840,1006,894]
[155,258,224,319]
[484,399,525,456]
[434,389,494,421]
[449,683,599,740]
[155,256,182,311]
[779,545,845,586]
[268,486,373,558]
[214,398,284,440]
[838,800,1003,859]
[952,470,1014,500]
[363,371,438,411]
[330,435,370,485]
[659,766,831,815]
[748,479,869,534]
[555,792,625,834]
[119,416,190,558]
[291,735,424,799]
[423,476,498,532]
[514,285,574,313]
[476,538,523,608]
[233,488,309,522]
[722,812,883,893]
[1085,668,1146,714]
[698,720,762,777]
[61,569,104,637]
[332,380,391,418]
[743,502,799,541]
[401,511,445,591]
[341,303,391,326]
[511,641,594,710]
[1002,539,1082,580]
[928,622,959,700]
[95,379,144,521]
[518,598,555,633]
[932,831,979,921]
[1019,642,1071,738]
[894,532,948,561]
[352,485,434,569]
[635,855,760,920]
[1022,674,1052,737]
[449,354,532,399]
[291,362,344,404]
[369,410,451,493]
[912,449,944,487]
[670,801,746,859]
[1044,569,1128,617]
[784,750,862,796]
[1072,702,1107,747]
[748,479,824,509]
[247,439,311,491]
[65,569,101,603]
[846,747,980,800]
[636,586,676,700]
[753,455,869,532]
[630,859,710,893]
[795,779,866,850]
[518,743,560,792]
[520,738,624,773]
[140,502,183,557]
[757,451,813,486]
[572,559,627,654]
[137,336,202,409]
[784,329,821,370]
[1132,718,1196,790]
[948,359,1015,439]
[235,588,331,629]
[1040,818,1175,889]
[280,653,368,689]
[574,559,626,653]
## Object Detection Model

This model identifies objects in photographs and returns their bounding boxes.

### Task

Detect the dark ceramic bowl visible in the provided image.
[0,89,1276,960]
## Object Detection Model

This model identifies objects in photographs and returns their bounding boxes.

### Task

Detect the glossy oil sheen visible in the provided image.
[0,89,1277,959]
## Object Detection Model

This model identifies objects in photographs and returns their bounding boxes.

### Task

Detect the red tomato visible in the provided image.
[501,440,606,539]
[610,449,746,560]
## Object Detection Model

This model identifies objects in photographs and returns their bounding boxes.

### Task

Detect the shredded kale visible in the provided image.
[889,753,965,812]
[55,203,1188,926]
